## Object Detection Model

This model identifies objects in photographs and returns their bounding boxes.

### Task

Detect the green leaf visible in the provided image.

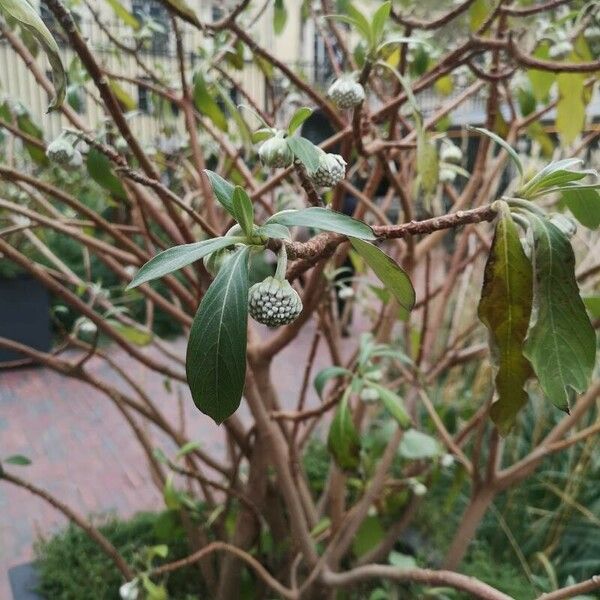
[193,73,228,132]
[347,3,373,45]
[215,84,252,149]
[353,516,384,557]
[369,383,411,429]
[556,73,585,146]
[161,0,201,27]
[0,0,66,110]
[254,223,291,240]
[105,0,140,29]
[141,575,168,600]
[478,209,533,434]
[4,454,31,466]
[86,148,127,201]
[175,440,201,458]
[15,111,47,166]
[109,322,153,346]
[267,207,376,239]
[285,136,322,173]
[468,126,523,178]
[523,215,596,412]
[127,236,243,289]
[288,107,313,135]
[232,186,254,236]
[583,296,600,318]
[314,366,352,398]
[416,130,439,196]
[519,158,591,198]
[561,188,600,229]
[327,389,361,472]
[349,238,415,319]
[108,79,136,112]
[528,42,555,101]
[469,0,491,31]
[370,1,391,46]
[204,170,236,217]
[399,429,441,460]
[186,246,250,424]
[273,0,287,34]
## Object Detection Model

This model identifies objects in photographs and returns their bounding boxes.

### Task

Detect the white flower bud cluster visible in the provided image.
[248,276,303,327]
[327,76,365,109]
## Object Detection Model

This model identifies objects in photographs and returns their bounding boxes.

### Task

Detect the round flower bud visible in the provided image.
[327,76,365,109]
[409,479,427,497]
[46,137,76,165]
[248,276,303,327]
[259,132,293,168]
[309,152,346,188]
[549,40,573,59]
[365,369,383,382]
[440,144,463,164]
[337,286,354,300]
[119,580,139,600]
[441,454,455,468]
[359,387,380,402]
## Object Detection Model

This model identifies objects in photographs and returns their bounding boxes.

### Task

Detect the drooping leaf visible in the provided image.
[108,79,137,112]
[268,207,376,239]
[349,238,415,319]
[127,236,244,289]
[314,365,352,398]
[273,0,287,34]
[204,170,237,217]
[285,136,322,173]
[15,110,47,166]
[561,187,600,229]
[108,321,153,346]
[288,107,313,135]
[352,516,385,557]
[468,126,523,178]
[186,246,251,424]
[523,214,596,412]
[232,186,254,236]
[193,73,228,132]
[556,73,585,146]
[368,382,411,429]
[478,209,533,434]
[528,41,555,101]
[86,148,127,201]
[416,130,439,196]
[0,0,66,110]
[175,440,202,458]
[399,429,441,460]
[105,0,140,29]
[327,389,361,472]
[160,0,201,27]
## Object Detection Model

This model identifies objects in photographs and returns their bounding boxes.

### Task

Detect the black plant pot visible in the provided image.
[0,275,51,365]
[8,563,44,600]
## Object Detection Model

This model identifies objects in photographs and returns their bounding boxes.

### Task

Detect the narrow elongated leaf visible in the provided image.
[204,170,236,217]
[399,429,440,460]
[556,73,585,146]
[127,236,243,289]
[468,126,523,178]
[349,238,415,318]
[105,0,140,29]
[561,188,600,229]
[4,454,31,466]
[524,215,596,411]
[478,209,533,434]
[288,107,313,135]
[108,79,137,112]
[267,207,375,239]
[193,73,228,132]
[0,0,66,110]
[273,0,287,34]
[16,111,47,166]
[519,158,588,198]
[327,390,361,472]
[416,130,439,196]
[255,223,291,240]
[232,186,254,236]
[528,42,555,101]
[347,3,373,45]
[368,383,411,429]
[161,0,201,27]
[370,1,391,45]
[86,148,127,201]
[314,366,352,398]
[286,136,322,173]
[186,246,250,424]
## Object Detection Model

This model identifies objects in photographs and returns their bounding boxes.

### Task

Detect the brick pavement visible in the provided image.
[0,321,343,598]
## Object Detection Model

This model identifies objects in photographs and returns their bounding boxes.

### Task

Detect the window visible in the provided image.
[131,0,170,55]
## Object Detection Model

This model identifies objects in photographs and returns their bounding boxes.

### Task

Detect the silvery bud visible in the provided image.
[309,152,346,188]
[46,137,76,165]
[328,76,365,109]
[359,387,380,402]
[119,580,139,600]
[549,40,573,59]
[440,144,463,164]
[248,276,303,327]
[439,168,457,183]
[259,132,293,168]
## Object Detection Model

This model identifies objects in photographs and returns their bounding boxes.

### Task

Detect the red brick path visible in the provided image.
[0,322,341,598]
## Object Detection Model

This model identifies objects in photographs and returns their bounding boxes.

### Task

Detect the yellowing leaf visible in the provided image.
[556,73,585,146]
[478,209,533,434]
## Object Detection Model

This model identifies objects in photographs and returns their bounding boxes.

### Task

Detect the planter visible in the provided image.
[0,275,51,366]
[8,562,43,600]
